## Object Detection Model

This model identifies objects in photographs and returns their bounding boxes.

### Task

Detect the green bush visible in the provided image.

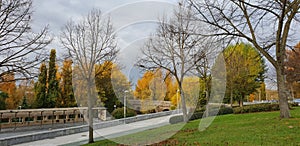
[188,107,233,121]
[218,107,234,115]
[194,107,206,113]
[189,112,204,121]
[233,104,280,114]
[169,115,184,124]
[170,105,176,110]
[112,108,137,119]
[290,102,299,107]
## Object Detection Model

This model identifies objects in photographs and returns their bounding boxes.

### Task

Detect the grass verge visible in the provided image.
[84,107,300,146]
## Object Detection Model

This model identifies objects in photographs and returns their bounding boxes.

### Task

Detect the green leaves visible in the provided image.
[223,43,267,106]
[34,63,47,108]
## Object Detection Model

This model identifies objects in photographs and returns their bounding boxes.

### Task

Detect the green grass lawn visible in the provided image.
[84,107,300,146]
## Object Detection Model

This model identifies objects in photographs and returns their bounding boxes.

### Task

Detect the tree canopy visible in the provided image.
[223,43,266,106]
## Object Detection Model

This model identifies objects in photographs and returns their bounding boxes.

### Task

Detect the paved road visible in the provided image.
[14,114,175,146]
[0,122,87,138]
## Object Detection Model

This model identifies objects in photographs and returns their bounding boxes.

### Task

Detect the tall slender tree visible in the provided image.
[34,63,47,108]
[60,9,118,143]
[47,49,60,108]
[164,72,177,101]
[138,2,206,122]
[60,59,76,107]
[0,91,8,110]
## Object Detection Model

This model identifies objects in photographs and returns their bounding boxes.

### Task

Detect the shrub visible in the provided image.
[112,108,137,119]
[189,112,204,121]
[290,102,299,107]
[194,107,206,113]
[169,115,184,124]
[188,107,233,121]
[170,106,176,110]
[218,107,234,115]
[140,109,156,114]
[233,104,280,114]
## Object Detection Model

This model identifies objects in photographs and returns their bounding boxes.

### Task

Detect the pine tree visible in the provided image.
[34,63,47,108]
[48,49,60,108]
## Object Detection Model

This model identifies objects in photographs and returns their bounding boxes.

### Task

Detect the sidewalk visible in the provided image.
[14,114,175,146]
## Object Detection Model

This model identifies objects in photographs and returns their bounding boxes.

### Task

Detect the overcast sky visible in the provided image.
[31,0,177,51]
[29,0,281,90]
[31,0,179,86]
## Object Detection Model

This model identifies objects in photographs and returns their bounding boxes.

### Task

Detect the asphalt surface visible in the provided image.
[13,114,176,146]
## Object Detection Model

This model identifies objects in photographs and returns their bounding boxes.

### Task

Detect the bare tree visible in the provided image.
[0,0,51,81]
[60,9,118,143]
[187,0,300,118]
[138,3,207,122]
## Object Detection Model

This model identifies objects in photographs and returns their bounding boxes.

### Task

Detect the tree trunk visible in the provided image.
[239,94,243,107]
[230,90,233,107]
[179,86,188,122]
[88,84,94,143]
[290,85,294,100]
[239,99,243,107]
[276,68,291,118]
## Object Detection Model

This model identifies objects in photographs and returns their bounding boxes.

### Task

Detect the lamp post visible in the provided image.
[177,89,180,113]
[124,90,129,124]
[18,106,21,122]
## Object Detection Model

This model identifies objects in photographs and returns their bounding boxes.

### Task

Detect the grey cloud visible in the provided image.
[31,0,178,78]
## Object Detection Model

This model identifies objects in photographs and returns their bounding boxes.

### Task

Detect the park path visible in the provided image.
[14,114,175,146]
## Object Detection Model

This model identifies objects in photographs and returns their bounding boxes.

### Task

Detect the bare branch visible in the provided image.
[0,0,51,81]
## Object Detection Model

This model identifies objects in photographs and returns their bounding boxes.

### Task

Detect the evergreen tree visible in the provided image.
[60,59,76,107]
[164,72,177,101]
[21,96,29,109]
[0,91,8,110]
[95,61,131,113]
[48,49,60,108]
[34,63,47,108]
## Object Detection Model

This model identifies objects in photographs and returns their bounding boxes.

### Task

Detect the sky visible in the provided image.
[30,0,280,90]
[31,0,179,86]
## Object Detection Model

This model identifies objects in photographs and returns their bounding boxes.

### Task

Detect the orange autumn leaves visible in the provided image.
[134,69,199,107]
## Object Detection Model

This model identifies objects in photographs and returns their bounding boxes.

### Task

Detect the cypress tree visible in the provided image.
[48,49,60,108]
[60,59,76,107]
[34,63,47,108]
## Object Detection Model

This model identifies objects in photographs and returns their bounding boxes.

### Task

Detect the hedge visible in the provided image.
[111,108,137,119]
[170,107,234,123]
[170,104,282,124]
[233,104,280,114]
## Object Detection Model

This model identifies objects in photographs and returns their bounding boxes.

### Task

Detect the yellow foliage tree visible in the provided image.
[95,61,131,113]
[0,73,18,109]
[249,94,255,102]
[170,76,199,109]
[134,71,154,100]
